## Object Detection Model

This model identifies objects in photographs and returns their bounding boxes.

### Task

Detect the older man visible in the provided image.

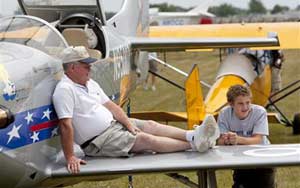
[53,46,219,174]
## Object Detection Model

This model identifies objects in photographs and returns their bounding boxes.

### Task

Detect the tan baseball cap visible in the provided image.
[60,46,98,64]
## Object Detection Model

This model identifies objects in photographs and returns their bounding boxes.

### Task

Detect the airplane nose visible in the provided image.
[0,105,14,129]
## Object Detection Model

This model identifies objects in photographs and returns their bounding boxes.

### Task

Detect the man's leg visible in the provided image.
[130,132,191,153]
[131,115,219,153]
[135,120,188,141]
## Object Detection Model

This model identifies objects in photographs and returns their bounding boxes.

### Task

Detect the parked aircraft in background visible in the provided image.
[149,0,214,25]
[0,0,299,188]
[147,22,300,131]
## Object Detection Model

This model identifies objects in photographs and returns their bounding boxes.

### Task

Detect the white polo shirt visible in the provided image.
[53,74,113,145]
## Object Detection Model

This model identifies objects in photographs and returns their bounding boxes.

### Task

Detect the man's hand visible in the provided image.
[127,124,141,135]
[67,156,87,174]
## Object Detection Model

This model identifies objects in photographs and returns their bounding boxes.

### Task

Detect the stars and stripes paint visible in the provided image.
[0,104,59,151]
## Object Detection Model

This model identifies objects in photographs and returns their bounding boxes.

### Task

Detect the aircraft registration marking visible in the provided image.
[112,45,130,81]
[244,148,300,157]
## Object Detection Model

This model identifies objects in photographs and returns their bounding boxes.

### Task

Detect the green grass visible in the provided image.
[68,50,300,188]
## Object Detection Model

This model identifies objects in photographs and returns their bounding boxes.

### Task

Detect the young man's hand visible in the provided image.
[227,132,238,145]
[219,134,230,145]
[219,132,238,145]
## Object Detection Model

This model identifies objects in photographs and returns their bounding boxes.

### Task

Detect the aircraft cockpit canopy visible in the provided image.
[0,15,68,59]
[18,0,106,25]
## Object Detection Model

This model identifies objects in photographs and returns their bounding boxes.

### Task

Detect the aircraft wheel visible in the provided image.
[292,113,300,135]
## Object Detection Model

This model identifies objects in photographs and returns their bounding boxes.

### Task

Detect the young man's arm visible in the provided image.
[226,132,263,145]
[236,134,263,145]
[103,101,140,134]
[59,118,87,174]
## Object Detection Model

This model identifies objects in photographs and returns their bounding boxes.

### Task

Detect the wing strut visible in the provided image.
[150,55,211,88]
[166,170,217,188]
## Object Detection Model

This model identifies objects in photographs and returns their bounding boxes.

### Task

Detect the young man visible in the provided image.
[52,46,219,174]
[217,84,275,188]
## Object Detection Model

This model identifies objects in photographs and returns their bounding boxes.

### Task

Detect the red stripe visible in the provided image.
[30,120,58,132]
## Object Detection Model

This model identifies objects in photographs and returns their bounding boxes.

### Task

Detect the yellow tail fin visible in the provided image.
[185,65,206,130]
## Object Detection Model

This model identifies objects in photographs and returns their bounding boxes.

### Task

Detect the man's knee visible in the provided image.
[132,133,158,152]
[143,120,160,131]
[135,132,156,145]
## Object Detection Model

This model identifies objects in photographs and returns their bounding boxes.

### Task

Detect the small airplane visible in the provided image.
[149,0,215,26]
[0,0,299,188]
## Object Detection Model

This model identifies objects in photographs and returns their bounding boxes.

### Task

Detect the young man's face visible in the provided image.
[230,95,252,119]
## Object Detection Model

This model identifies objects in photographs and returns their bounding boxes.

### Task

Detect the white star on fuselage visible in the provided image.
[51,127,58,137]
[25,112,34,124]
[42,108,52,120]
[30,131,40,143]
[7,124,22,144]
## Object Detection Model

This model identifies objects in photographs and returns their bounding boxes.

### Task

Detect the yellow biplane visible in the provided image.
[132,22,300,133]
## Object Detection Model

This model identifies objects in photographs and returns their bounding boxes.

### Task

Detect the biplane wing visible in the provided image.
[42,144,300,187]
[129,36,279,51]
[149,22,300,49]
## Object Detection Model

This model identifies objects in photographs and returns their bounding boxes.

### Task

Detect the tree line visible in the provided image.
[151,0,300,17]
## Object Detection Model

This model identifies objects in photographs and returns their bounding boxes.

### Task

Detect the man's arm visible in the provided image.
[103,101,140,134]
[59,118,86,174]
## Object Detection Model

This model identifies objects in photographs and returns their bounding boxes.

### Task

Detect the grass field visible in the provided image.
[68,50,299,188]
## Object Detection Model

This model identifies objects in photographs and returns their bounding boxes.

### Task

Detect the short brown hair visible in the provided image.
[227,85,251,103]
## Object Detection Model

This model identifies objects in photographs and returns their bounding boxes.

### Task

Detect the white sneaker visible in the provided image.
[193,114,220,152]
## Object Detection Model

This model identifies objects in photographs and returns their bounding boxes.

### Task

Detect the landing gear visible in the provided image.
[266,79,300,135]
[292,113,300,135]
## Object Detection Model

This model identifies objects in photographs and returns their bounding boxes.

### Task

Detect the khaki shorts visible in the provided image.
[82,119,146,157]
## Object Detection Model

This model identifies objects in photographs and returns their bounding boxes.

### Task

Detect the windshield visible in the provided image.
[22,0,96,6]
[102,0,123,20]
[0,15,67,58]
[18,0,105,24]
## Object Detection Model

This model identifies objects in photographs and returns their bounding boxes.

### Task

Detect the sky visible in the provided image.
[1,0,299,16]
[106,0,300,12]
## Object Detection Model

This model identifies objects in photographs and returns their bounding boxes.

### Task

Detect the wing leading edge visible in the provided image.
[128,36,279,51]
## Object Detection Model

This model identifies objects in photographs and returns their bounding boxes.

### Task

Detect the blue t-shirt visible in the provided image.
[217,104,270,145]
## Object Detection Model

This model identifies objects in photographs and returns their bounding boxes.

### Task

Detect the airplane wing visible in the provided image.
[149,22,300,49]
[129,36,279,51]
[44,144,300,187]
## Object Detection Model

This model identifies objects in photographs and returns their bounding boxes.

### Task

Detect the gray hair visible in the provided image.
[62,62,78,71]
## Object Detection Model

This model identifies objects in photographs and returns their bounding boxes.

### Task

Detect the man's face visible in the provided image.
[72,62,92,85]
[230,95,251,120]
